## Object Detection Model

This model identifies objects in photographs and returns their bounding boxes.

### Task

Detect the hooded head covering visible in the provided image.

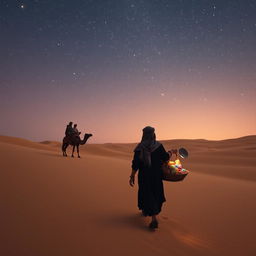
[134,126,161,167]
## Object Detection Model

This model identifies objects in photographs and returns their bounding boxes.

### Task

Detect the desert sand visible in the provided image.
[1,135,256,256]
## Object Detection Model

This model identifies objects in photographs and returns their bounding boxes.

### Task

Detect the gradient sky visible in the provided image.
[0,0,256,143]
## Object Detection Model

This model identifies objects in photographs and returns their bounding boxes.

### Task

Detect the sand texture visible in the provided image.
[1,135,256,256]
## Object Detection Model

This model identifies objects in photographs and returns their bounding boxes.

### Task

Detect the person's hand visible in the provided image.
[129,175,135,187]
[171,149,178,154]
[168,150,172,157]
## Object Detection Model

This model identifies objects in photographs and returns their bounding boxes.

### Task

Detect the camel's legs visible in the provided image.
[62,144,68,156]
[65,144,68,156]
[71,145,75,157]
[77,145,80,158]
[62,144,65,156]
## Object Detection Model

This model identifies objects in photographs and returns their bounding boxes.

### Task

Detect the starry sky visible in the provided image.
[0,0,256,143]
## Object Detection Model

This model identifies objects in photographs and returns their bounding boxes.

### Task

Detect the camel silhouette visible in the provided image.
[62,133,92,158]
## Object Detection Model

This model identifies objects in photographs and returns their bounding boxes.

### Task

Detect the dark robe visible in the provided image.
[132,144,170,216]
[65,125,74,137]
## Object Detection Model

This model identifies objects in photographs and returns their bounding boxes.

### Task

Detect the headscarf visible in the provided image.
[134,126,161,167]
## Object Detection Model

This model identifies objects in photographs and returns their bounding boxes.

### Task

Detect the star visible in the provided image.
[20,4,25,9]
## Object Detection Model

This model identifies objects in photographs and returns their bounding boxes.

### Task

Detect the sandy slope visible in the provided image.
[0,136,256,256]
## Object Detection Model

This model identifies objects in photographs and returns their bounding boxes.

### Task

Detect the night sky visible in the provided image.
[0,0,256,143]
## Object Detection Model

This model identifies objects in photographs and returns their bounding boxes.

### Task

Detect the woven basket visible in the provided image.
[162,162,189,182]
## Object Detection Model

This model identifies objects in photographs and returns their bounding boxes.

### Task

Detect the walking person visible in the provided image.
[129,126,170,229]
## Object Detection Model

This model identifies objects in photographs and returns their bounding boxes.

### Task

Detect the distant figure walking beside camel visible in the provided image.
[62,122,92,158]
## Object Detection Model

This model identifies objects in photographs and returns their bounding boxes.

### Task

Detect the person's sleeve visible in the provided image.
[160,144,170,162]
[131,151,140,171]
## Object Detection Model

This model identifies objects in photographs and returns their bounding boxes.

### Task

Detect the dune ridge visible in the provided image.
[1,135,255,181]
[1,135,256,256]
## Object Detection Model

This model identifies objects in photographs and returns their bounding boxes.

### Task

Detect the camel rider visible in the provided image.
[73,124,81,138]
[65,122,74,137]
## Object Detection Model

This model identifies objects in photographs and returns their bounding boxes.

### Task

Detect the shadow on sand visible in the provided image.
[97,212,152,232]
[38,151,64,158]
[97,212,212,252]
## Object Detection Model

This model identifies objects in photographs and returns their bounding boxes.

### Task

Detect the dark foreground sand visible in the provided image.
[1,136,256,256]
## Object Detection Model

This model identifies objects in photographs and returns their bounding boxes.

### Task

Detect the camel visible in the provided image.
[62,133,92,158]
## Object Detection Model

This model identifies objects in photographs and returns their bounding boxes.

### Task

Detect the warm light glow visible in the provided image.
[0,1,255,143]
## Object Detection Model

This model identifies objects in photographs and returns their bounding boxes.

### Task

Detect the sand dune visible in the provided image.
[1,135,256,256]
[1,135,255,180]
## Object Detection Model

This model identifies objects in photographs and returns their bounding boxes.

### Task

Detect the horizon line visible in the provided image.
[0,134,255,145]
